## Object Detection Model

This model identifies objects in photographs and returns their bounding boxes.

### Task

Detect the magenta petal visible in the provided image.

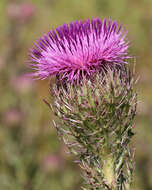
[29,18,131,81]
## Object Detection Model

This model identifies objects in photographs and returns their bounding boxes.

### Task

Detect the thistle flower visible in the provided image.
[29,18,130,81]
[29,17,137,190]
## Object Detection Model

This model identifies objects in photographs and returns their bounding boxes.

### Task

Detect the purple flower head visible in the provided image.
[29,18,130,81]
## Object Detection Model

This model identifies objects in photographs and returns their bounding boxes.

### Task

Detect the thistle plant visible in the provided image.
[29,18,137,190]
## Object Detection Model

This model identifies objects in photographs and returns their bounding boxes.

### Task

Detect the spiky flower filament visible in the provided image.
[29,18,130,82]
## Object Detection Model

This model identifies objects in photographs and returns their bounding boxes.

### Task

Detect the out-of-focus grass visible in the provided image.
[0,0,152,189]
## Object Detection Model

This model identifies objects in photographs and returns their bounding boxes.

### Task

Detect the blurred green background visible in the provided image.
[0,0,152,189]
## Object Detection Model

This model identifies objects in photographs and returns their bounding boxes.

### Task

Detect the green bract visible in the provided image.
[51,67,137,190]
